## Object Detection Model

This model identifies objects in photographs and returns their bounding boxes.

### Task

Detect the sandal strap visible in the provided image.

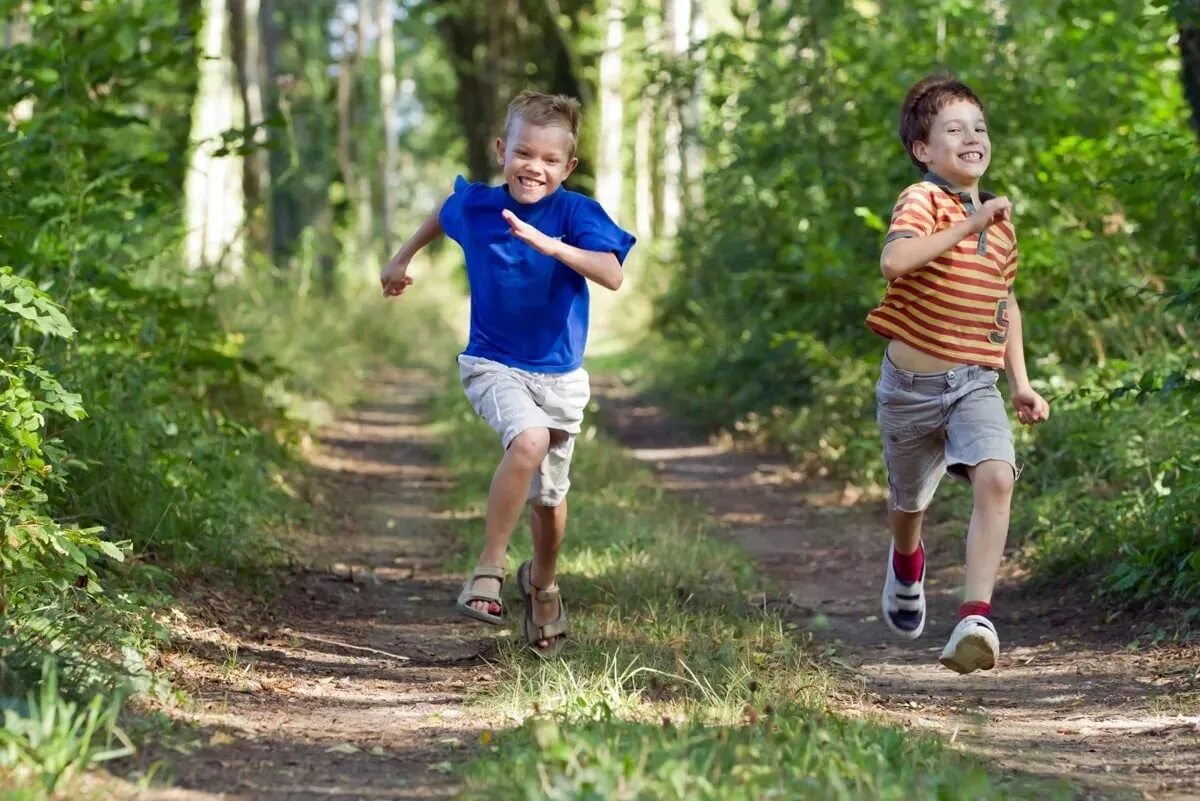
[536,614,568,640]
[472,565,506,581]
[531,584,560,603]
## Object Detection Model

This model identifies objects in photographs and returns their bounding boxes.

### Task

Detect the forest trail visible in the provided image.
[109,369,494,801]
[594,376,1200,801]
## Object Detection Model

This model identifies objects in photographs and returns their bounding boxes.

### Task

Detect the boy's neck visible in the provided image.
[924,170,983,205]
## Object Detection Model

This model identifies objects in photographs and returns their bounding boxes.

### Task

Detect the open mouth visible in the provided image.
[516,176,544,190]
[958,151,985,164]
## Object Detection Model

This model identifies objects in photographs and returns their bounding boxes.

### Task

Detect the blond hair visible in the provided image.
[504,90,582,155]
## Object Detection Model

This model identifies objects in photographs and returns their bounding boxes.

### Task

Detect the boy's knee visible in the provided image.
[508,428,551,467]
[971,460,1015,498]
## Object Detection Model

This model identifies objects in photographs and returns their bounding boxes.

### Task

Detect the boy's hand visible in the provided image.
[967,197,1012,234]
[380,257,414,298]
[1012,385,1050,425]
[501,210,558,256]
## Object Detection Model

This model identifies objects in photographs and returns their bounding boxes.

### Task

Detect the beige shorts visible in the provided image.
[458,355,590,507]
[876,354,1017,513]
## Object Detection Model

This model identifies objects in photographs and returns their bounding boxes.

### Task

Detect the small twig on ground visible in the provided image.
[282,629,411,662]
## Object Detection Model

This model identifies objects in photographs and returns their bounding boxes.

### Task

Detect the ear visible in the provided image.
[495,137,506,165]
[911,140,930,165]
[563,156,579,179]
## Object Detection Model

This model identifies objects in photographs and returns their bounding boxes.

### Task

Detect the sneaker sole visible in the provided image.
[939,632,996,674]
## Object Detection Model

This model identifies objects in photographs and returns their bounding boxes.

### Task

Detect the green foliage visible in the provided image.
[0,659,133,796]
[650,0,1199,614]
[0,0,415,750]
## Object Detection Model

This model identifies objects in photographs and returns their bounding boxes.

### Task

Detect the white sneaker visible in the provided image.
[939,615,1000,674]
[881,542,925,639]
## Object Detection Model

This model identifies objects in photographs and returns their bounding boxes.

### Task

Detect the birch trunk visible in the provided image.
[378,0,399,258]
[660,0,688,238]
[595,0,625,217]
[185,0,246,274]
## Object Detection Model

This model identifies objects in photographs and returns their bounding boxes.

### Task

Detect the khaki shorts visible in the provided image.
[458,355,590,507]
[875,354,1016,513]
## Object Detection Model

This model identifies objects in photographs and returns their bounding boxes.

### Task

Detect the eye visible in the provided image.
[947,127,961,134]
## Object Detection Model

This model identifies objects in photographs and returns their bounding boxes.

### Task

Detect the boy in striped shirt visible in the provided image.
[865,74,1050,674]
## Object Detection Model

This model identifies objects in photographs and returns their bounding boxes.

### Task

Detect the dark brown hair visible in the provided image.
[504,90,583,155]
[899,73,986,171]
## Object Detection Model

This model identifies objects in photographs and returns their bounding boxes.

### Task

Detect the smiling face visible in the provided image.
[496,117,578,204]
[911,98,990,191]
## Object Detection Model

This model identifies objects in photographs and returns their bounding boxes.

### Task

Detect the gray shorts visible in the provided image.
[458,354,590,507]
[875,354,1016,513]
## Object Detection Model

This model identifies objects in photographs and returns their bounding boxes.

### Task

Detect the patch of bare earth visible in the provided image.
[101,368,495,800]
[594,376,1200,801]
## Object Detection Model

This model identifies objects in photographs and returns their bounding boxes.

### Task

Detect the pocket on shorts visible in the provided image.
[876,386,941,444]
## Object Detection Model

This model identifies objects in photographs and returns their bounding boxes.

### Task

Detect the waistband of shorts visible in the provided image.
[881,352,995,391]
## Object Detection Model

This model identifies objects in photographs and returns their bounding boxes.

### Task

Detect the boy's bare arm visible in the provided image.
[1003,291,1051,425]
[381,200,447,297]
[880,197,1012,281]
[500,209,623,291]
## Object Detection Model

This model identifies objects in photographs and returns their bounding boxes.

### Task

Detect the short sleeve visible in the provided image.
[883,184,937,244]
[567,196,637,264]
[1005,238,1019,290]
[438,175,475,243]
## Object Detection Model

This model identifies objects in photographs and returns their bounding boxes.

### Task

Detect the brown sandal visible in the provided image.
[455,564,506,625]
[517,560,568,656]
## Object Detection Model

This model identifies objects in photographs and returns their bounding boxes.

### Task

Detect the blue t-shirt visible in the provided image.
[438,176,636,373]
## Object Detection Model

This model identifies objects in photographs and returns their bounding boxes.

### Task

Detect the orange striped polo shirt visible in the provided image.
[865,173,1017,369]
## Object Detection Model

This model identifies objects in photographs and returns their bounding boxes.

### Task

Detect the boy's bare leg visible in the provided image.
[963,460,1015,603]
[529,501,567,648]
[468,428,550,615]
[890,506,924,555]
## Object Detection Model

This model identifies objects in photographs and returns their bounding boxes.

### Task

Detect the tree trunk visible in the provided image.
[636,4,662,239]
[185,0,246,274]
[634,90,655,239]
[1182,20,1200,135]
[660,0,687,238]
[684,0,705,207]
[377,0,398,258]
[260,0,298,265]
[595,0,625,216]
[6,1,33,124]
[355,0,375,265]
[229,0,270,256]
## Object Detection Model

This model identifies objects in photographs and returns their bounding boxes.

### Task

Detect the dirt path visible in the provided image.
[109,369,493,800]
[594,376,1200,801]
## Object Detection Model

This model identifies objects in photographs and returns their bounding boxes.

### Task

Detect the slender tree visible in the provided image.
[378,0,398,256]
[185,0,246,274]
[595,0,625,216]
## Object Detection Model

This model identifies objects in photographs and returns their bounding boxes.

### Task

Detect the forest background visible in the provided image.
[0,0,1197,794]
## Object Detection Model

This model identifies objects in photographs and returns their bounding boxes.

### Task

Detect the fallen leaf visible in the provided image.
[326,743,361,754]
[208,731,236,746]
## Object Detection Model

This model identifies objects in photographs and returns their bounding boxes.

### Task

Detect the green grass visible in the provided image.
[432,385,1078,800]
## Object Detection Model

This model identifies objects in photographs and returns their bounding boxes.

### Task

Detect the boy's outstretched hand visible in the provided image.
[1012,385,1050,425]
[380,257,414,298]
[501,209,557,255]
